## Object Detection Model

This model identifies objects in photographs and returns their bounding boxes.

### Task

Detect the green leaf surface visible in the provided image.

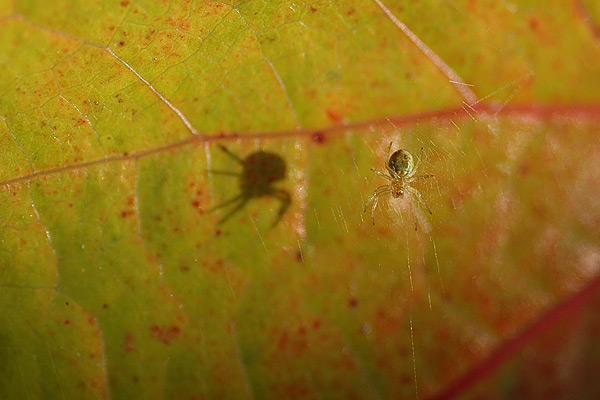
[2,0,600,399]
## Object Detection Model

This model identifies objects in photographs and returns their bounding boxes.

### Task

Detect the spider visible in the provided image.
[364,143,434,228]
[208,145,291,226]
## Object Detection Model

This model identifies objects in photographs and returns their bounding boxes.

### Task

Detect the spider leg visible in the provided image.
[409,173,434,182]
[385,164,397,179]
[370,168,393,180]
[206,193,246,225]
[207,145,244,175]
[215,196,248,225]
[207,193,244,211]
[269,189,291,227]
[370,187,392,225]
[384,142,399,178]
[217,144,244,164]
[370,196,380,226]
[406,186,432,215]
[364,185,391,212]
[364,193,376,214]
[406,186,430,231]
[385,142,393,166]
[413,146,424,173]
[365,186,392,225]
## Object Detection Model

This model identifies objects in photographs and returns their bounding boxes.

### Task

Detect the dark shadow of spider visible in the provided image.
[207,145,291,227]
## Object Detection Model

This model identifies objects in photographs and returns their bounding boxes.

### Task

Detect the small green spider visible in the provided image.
[364,143,433,227]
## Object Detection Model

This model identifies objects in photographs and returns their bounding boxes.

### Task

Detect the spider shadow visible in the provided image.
[207,145,291,227]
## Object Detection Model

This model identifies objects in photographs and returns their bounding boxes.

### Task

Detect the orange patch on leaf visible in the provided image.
[122,333,137,352]
[326,108,341,122]
[121,210,135,218]
[150,325,181,344]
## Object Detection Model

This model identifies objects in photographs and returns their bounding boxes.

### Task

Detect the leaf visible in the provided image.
[1,0,600,399]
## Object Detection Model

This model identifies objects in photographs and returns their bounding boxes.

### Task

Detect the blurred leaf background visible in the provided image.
[1,0,600,399]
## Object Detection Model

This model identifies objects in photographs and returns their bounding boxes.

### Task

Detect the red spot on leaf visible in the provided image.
[120,1,129,6]
[121,210,135,218]
[64,320,70,325]
[278,331,289,351]
[192,200,200,208]
[326,108,341,122]
[312,132,326,144]
[122,333,136,352]
[310,6,317,12]
[529,18,539,31]
[150,325,181,344]
[119,41,125,46]
[519,162,532,176]
[313,319,321,330]
[349,297,358,308]
[374,308,401,336]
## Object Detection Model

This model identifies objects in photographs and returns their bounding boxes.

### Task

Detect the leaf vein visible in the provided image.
[1,104,599,187]
[372,0,478,105]
[13,14,201,137]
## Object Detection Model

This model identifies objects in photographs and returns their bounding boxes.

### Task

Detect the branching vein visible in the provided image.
[372,0,478,105]
[13,14,201,137]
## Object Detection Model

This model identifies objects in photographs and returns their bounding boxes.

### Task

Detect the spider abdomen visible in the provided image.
[388,149,414,177]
